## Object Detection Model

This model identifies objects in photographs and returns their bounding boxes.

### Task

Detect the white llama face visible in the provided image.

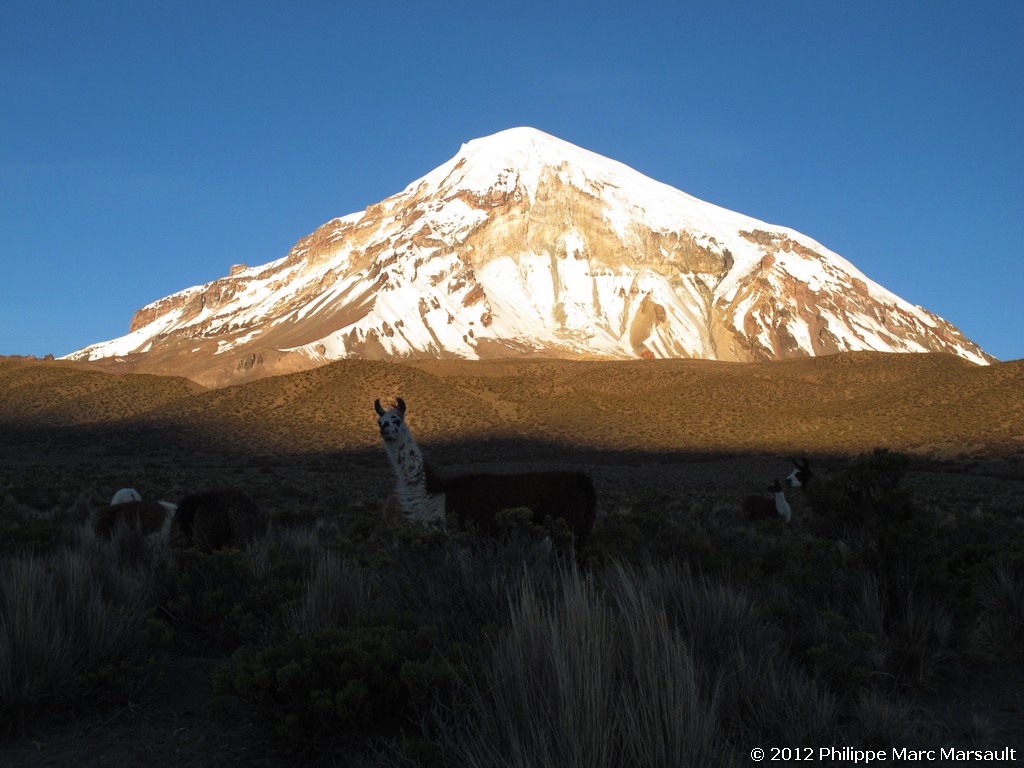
[375,398,408,443]
[786,467,809,488]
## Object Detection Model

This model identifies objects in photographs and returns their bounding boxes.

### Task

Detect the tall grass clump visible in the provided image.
[443,561,836,768]
[605,566,723,768]
[968,561,1024,663]
[286,550,373,633]
[0,544,157,741]
[610,561,837,746]
[849,689,926,748]
[446,568,626,768]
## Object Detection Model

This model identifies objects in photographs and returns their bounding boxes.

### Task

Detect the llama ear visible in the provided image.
[395,397,406,415]
[374,399,385,416]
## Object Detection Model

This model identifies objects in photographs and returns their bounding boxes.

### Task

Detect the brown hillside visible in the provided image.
[1,353,1020,462]
[0,359,202,428]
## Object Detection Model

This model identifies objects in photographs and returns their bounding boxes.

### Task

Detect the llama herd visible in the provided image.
[374,397,838,552]
[92,395,833,556]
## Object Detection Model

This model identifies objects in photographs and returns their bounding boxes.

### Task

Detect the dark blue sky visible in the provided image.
[2,1,1021,360]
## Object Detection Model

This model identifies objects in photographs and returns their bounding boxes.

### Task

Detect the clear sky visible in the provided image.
[2,1,1021,361]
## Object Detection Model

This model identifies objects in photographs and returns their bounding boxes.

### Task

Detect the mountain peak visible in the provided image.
[414,126,603,199]
[459,127,594,164]
[463,125,563,150]
[66,129,994,386]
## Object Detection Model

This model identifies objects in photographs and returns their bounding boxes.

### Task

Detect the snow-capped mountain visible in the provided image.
[67,127,993,386]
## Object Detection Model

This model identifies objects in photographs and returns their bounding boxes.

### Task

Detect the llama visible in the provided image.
[93,491,177,545]
[786,458,814,491]
[786,456,823,518]
[375,398,597,548]
[785,451,914,569]
[172,489,264,551]
[375,398,446,524]
[742,479,791,523]
[786,451,909,514]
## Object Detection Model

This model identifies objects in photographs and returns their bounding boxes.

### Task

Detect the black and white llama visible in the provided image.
[375,398,446,525]
[742,479,792,523]
[374,398,597,547]
[786,458,814,492]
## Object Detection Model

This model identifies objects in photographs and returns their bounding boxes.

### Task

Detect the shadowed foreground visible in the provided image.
[1,354,1022,765]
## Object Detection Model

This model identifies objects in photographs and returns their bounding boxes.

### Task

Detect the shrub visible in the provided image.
[804,609,883,692]
[0,495,61,557]
[585,494,712,568]
[157,543,304,651]
[211,619,451,757]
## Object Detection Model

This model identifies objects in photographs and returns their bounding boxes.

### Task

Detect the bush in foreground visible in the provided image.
[210,619,456,759]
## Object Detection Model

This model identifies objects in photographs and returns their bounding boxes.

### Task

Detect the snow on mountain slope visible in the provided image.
[66,127,993,386]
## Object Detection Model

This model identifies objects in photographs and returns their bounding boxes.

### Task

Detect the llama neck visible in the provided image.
[774,491,792,523]
[384,428,445,524]
[154,505,176,549]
